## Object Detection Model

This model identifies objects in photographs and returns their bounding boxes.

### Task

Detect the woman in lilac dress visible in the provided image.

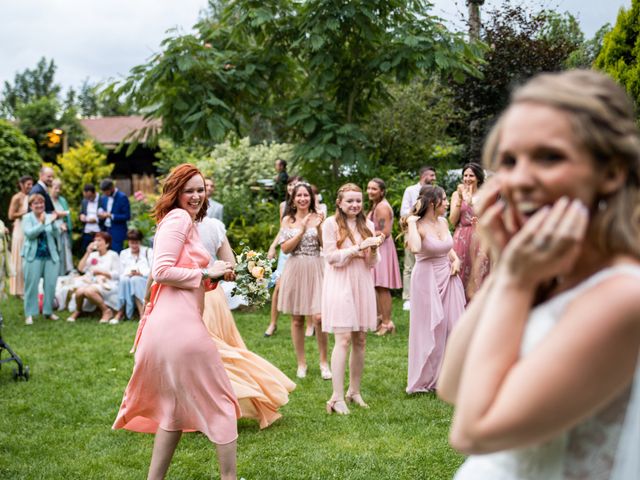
[366,178,402,335]
[403,185,466,394]
[449,162,489,301]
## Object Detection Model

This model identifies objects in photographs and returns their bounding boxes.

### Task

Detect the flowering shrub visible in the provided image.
[128,191,157,246]
[231,246,274,308]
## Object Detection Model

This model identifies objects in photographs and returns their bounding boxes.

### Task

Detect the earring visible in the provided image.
[598,198,608,212]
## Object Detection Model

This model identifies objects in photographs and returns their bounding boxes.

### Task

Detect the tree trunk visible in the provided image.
[467,1,483,40]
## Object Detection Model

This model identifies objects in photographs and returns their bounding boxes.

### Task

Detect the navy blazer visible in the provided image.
[21,212,60,263]
[98,190,130,249]
[29,183,55,213]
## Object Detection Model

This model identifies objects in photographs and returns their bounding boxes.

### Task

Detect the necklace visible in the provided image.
[424,217,444,239]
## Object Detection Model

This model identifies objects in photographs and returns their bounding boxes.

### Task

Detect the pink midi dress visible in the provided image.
[113,208,240,444]
[452,199,490,300]
[367,200,402,289]
[321,216,378,333]
[407,231,466,393]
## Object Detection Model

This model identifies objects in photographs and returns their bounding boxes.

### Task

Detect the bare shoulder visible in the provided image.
[563,264,640,335]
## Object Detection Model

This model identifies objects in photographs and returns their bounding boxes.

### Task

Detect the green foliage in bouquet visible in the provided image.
[232,246,274,308]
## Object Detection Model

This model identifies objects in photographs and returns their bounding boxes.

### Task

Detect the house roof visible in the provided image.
[80,115,161,148]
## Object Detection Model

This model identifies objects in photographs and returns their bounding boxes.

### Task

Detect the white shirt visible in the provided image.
[118,246,152,277]
[84,195,100,234]
[104,190,116,228]
[207,198,224,221]
[400,182,422,216]
[198,217,226,265]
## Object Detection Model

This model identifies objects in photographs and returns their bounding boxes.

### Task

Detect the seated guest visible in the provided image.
[21,193,60,325]
[110,229,152,324]
[68,231,120,323]
[79,183,100,253]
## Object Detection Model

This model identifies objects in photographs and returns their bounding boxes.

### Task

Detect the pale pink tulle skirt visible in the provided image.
[277,255,324,315]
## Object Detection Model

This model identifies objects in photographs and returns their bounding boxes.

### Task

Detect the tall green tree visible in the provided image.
[0,120,42,222]
[110,0,483,185]
[595,1,640,104]
[451,2,583,160]
[1,57,61,119]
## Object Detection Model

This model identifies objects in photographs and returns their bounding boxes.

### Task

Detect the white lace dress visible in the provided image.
[455,265,640,480]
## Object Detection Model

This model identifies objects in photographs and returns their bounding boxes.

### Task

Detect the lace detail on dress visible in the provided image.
[279,228,321,257]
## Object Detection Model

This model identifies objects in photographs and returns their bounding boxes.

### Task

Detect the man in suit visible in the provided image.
[98,178,130,253]
[79,183,100,252]
[205,178,224,222]
[29,166,56,213]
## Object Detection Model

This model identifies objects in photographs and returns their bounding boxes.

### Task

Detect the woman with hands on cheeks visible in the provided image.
[113,164,239,480]
[437,70,640,479]
[322,184,383,414]
[277,182,328,379]
[402,185,466,394]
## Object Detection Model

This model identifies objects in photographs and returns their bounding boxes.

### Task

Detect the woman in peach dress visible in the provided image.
[8,175,33,296]
[322,184,383,415]
[198,215,296,429]
[113,164,240,480]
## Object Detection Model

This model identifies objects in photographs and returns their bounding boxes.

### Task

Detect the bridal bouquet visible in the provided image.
[231,246,274,308]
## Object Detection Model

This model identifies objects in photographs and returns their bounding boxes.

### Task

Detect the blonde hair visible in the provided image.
[482,69,640,259]
[334,183,372,248]
[28,193,45,205]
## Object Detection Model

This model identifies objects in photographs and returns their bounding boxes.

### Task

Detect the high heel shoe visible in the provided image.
[264,324,277,337]
[296,365,307,379]
[345,391,369,409]
[375,321,396,336]
[326,399,350,415]
[320,364,332,380]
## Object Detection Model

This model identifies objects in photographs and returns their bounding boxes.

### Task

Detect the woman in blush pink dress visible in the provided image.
[113,164,240,480]
[322,184,383,415]
[403,185,466,394]
[449,162,490,300]
[366,178,402,336]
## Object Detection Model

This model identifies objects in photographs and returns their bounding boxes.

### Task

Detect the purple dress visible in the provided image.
[367,200,402,289]
[407,231,466,393]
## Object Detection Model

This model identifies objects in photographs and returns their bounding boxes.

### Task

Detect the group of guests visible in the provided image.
[5,168,150,325]
[113,69,640,480]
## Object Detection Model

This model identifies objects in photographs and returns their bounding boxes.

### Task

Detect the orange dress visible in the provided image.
[113,208,240,444]
[202,287,295,429]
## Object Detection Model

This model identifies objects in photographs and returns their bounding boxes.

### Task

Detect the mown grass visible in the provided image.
[0,295,463,479]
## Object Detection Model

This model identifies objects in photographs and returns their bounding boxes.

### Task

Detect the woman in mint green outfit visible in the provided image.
[22,193,60,325]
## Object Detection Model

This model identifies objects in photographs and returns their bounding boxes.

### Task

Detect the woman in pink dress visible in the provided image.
[8,175,33,296]
[113,164,240,480]
[404,185,466,394]
[322,183,383,414]
[277,183,329,380]
[449,162,489,300]
[366,178,402,336]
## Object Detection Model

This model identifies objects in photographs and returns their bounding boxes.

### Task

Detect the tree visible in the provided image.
[451,2,582,159]
[52,140,113,209]
[111,0,483,185]
[595,1,640,104]
[1,57,61,119]
[566,23,612,69]
[0,120,42,223]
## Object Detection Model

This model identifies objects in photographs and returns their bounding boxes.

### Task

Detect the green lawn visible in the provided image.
[0,294,462,479]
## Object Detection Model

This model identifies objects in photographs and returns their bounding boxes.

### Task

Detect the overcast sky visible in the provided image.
[0,0,630,93]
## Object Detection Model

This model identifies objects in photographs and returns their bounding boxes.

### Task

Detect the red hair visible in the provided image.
[334,183,372,248]
[153,163,207,223]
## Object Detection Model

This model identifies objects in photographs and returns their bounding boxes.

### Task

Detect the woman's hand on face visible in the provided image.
[499,197,589,287]
[208,260,234,279]
[476,176,518,262]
